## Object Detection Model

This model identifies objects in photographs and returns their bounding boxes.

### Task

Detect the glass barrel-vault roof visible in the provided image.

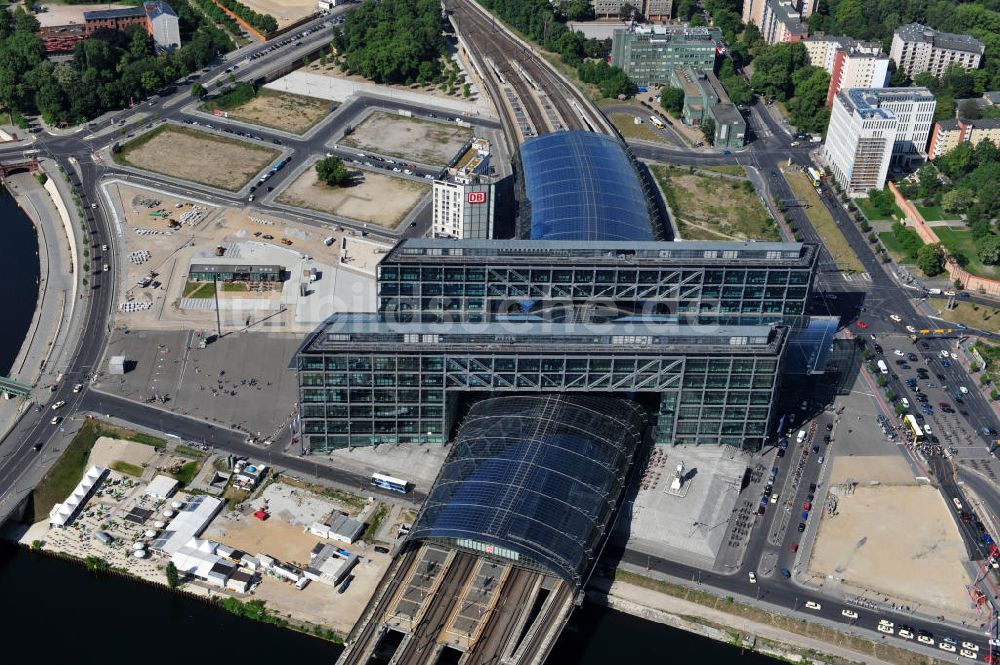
[520,131,654,241]
[409,394,646,588]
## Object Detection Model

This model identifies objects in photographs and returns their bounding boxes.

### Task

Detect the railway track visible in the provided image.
[446,0,611,143]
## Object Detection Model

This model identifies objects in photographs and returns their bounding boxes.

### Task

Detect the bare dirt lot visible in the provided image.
[826,454,916,486]
[115,125,280,191]
[808,484,975,616]
[206,512,317,565]
[233,0,315,28]
[213,89,332,134]
[340,111,473,165]
[277,165,429,227]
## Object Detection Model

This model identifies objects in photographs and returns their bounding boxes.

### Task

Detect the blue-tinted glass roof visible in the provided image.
[520,131,654,242]
[409,394,645,588]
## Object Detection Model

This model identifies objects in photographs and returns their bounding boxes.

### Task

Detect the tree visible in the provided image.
[979,236,1000,265]
[660,87,685,116]
[866,188,894,216]
[958,99,983,120]
[618,2,639,20]
[941,188,973,214]
[315,155,349,187]
[191,82,205,99]
[701,117,716,144]
[888,65,908,87]
[917,243,946,276]
[166,561,179,588]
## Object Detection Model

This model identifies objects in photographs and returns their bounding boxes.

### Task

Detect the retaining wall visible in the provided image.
[887,181,1000,296]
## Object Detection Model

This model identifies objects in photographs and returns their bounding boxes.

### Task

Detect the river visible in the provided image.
[0,542,780,664]
[0,185,41,376]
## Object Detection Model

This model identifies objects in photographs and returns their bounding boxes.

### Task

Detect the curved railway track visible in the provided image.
[446,0,611,142]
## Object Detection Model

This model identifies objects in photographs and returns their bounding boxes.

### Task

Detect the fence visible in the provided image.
[886,181,1000,296]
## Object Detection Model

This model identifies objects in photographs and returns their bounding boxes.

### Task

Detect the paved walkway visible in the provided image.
[266,70,492,117]
[0,165,89,440]
[595,578,890,665]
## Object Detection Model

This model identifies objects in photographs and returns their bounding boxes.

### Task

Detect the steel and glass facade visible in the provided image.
[376,239,816,324]
[410,394,646,587]
[298,316,786,450]
[519,132,659,241]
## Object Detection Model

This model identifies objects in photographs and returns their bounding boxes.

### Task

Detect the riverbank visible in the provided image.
[591,571,947,665]
[0,186,40,376]
[0,166,81,439]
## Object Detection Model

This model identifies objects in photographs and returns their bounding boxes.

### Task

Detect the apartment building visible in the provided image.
[592,0,672,20]
[803,36,889,106]
[741,0,808,45]
[890,23,985,80]
[824,87,936,196]
[928,118,1000,159]
[610,24,722,87]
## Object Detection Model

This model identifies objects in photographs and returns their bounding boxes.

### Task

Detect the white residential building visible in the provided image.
[741,0,809,45]
[432,138,495,239]
[890,23,985,81]
[802,36,889,106]
[824,87,936,196]
[143,2,180,51]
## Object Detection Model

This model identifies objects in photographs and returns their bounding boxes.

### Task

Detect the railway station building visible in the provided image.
[409,394,646,588]
[298,131,824,452]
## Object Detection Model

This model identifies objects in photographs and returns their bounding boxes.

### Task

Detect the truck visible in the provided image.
[323,236,335,246]
[649,116,665,129]
[876,360,888,374]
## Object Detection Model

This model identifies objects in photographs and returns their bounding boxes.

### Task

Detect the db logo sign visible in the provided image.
[467,191,486,204]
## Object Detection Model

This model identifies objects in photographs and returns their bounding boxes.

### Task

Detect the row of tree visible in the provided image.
[215,0,278,35]
[332,0,446,85]
[189,0,244,37]
[0,3,231,126]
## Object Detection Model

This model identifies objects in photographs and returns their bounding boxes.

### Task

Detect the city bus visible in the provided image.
[371,473,410,494]
[807,167,823,188]
[903,414,924,443]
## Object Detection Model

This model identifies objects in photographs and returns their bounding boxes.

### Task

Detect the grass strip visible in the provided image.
[111,460,144,477]
[784,170,864,273]
[363,502,389,543]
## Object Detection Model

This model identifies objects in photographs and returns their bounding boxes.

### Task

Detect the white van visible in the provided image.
[796,430,806,444]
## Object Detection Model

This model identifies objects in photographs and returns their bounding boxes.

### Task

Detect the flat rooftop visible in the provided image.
[382,239,816,267]
[895,22,985,55]
[842,87,935,120]
[303,314,787,354]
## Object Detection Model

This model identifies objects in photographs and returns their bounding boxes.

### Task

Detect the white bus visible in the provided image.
[649,116,665,129]
[371,473,409,494]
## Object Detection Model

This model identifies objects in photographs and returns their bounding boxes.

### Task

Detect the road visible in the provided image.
[0,5,443,523]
